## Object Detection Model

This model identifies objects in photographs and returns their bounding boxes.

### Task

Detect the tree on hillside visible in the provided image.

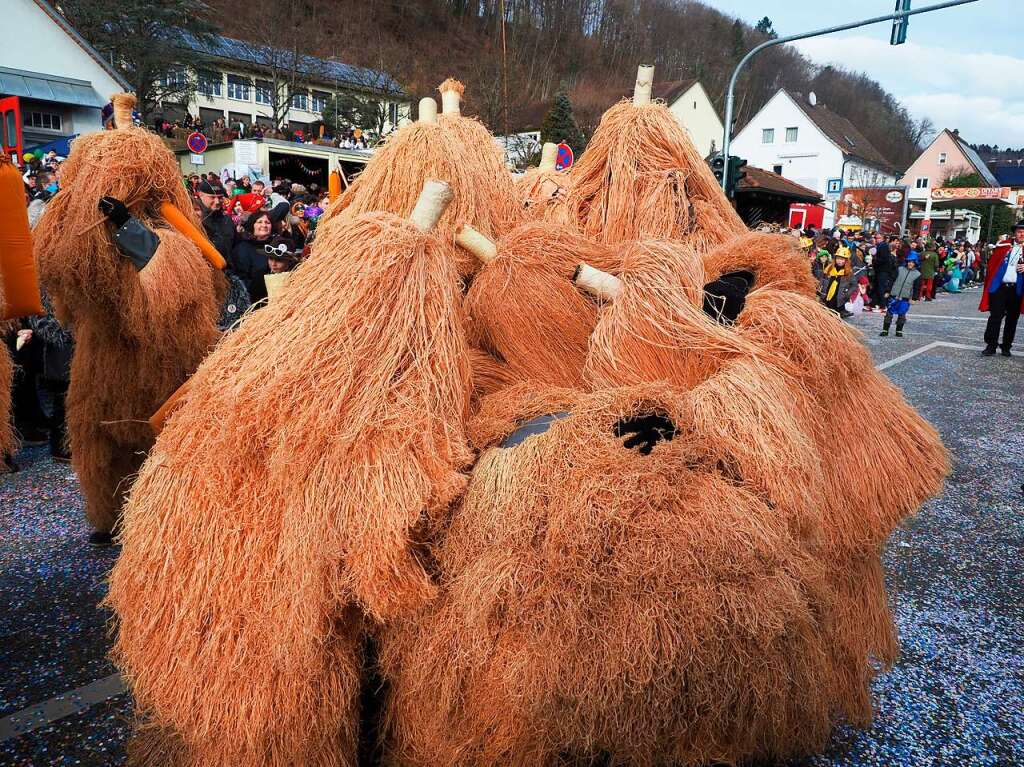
[755,17,777,39]
[57,0,219,119]
[943,171,1017,240]
[731,19,746,61]
[540,86,584,151]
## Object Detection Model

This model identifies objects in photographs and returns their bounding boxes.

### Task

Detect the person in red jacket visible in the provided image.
[980,222,1024,357]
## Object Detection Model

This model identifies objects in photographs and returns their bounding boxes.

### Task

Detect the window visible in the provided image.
[785,127,798,142]
[24,111,62,131]
[762,128,775,144]
[938,152,947,165]
[255,79,273,105]
[290,90,308,111]
[311,91,329,114]
[915,177,929,189]
[197,70,222,97]
[773,164,783,175]
[161,67,187,89]
[227,74,251,101]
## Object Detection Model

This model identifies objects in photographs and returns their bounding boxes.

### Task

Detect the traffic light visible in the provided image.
[726,155,747,200]
[890,0,910,45]
[709,153,726,187]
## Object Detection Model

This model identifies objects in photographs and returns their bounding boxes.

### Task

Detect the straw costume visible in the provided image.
[107,182,472,767]
[565,65,745,251]
[104,66,948,767]
[33,94,224,537]
[325,82,521,279]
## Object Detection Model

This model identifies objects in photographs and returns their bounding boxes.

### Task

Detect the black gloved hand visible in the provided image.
[703,270,755,324]
[614,414,677,456]
[98,196,131,228]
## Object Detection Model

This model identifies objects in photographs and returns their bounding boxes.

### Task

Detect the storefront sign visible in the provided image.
[930,186,1011,202]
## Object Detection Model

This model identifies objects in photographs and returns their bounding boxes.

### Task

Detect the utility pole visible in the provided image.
[719,0,980,192]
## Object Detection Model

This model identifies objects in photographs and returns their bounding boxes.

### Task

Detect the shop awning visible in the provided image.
[0,66,105,108]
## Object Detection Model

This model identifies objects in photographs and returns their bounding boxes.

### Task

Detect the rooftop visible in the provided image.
[177,31,406,96]
[738,166,823,203]
[784,90,896,174]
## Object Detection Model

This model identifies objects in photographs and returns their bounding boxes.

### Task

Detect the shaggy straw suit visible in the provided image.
[32,94,223,534]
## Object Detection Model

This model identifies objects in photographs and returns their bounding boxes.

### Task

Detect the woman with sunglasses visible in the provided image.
[231,211,277,304]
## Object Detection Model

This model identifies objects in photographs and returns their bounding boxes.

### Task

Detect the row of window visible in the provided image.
[762,127,799,144]
[165,69,335,113]
[23,111,62,131]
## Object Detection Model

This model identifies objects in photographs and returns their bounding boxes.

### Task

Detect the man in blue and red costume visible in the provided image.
[980,222,1024,357]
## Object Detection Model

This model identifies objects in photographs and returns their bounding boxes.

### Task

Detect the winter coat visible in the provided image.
[919,249,939,279]
[890,265,921,300]
[819,263,853,306]
[28,291,73,385]
[199,204,237,263]
[218,273,252,330]
[873,242,897,280]
[230,238,272,304]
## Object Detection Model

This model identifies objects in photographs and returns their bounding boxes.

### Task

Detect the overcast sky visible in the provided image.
[710,0,1017,148]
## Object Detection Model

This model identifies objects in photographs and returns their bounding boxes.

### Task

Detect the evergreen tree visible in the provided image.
[731,19,746,61]
[755,16,777,39]
[540,86,584,151]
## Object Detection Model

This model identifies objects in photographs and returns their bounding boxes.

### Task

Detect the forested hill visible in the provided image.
[211,0,931,168]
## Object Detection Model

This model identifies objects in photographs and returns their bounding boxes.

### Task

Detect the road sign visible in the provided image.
[186,132,208,154]
[189,153,205,166]
[921,218,931,235]
[891,0,911,45]
[556,142,574,171]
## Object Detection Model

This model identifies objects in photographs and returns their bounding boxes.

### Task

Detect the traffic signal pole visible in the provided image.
[719,0,980,192]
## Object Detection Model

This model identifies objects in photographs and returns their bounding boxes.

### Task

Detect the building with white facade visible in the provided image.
[0,0,129,159]
[159,34,410,137]
[731,89,898,228]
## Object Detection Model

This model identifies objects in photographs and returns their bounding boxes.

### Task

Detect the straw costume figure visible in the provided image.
[381,225,947,764]
[107,182,472,767]
[33,94,224,542]
[565,65,745,251]
[326,81,520,279]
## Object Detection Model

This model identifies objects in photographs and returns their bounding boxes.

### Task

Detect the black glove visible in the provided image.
[703,270,754,324]
[614,414,677,456]
[98,196,131,228]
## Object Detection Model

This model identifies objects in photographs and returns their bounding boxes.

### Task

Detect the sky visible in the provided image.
[709,0,1019,148]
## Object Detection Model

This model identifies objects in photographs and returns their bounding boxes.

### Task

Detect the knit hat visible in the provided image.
[858,276,869,285]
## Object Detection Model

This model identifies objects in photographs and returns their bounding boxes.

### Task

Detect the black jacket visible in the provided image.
[230,239,271,304]
[28,292,73,384]
[874,242,898,279]
[199,204,237,263]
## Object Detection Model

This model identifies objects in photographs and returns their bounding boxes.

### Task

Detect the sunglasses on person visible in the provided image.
[264,243,298,259]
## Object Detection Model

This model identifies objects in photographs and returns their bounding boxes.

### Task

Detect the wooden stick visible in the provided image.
[454,225,498,265]
[409,180,453,232]
[633,65,655,106]
[419,97,438,124]
[539,142,558,172]
[574,262,623,301]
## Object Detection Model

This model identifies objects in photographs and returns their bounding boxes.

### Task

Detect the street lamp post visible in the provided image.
[720,0,981,192]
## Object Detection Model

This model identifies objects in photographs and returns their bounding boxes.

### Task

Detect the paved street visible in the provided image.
[1,287,1021,767]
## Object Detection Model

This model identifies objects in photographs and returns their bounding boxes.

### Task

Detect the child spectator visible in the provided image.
[880,254,921,338]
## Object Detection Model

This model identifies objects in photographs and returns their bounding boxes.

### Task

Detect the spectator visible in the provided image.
[872,234,898,307]
[195,180,236,263]
[880,254,921,338]
[231,211,276,304]
[919,240,939,301]
[27,292,73,462]
[821,248,853,318]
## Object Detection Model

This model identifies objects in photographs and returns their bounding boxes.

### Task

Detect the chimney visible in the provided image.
[952,129,960,137]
